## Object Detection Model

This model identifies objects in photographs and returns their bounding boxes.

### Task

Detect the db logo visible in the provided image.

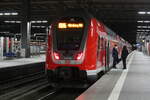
[65,60,70,64]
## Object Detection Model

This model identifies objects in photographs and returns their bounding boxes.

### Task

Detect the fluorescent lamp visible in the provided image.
[16,21,21,23]
[11,21,15,23]
[147,12,150,14]
[146,30,150,31]
[42,20,48,23]
[32,26,46,28]
[137,30,142,31]
[41,26,46,28]
[37,21,42,23]
[138,11,146,14]
[11,12,18,15]
[142,26,147,28]
[137,26,142,28]
[4,13,11,15]
[0,13,3,15]
[4,21,10,23]
[31,21,36,23]
[0,12,18,16]
[31,20,48,23]
[137,21,143,23]
[4,21,21,23]
[144,21,150,23]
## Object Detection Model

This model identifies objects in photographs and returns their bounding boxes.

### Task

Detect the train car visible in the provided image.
[144,39,150,56]
[45,10,129,87]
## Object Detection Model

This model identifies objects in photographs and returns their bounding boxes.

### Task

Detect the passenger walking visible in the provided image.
[112,45,119,68]
[121,46,129,69]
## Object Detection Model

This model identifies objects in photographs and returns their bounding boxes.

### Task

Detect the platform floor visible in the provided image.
[76,51,150,100]
[0,55,45,69]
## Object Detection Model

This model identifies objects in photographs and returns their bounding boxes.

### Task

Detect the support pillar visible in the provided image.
[21,0,31,58]
[0,37,4,60]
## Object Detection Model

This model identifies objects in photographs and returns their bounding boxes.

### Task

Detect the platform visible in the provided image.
[76,51,150,100]
[0,55,45,69]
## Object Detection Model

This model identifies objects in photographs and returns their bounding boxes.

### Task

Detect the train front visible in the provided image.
[46,15,91,86]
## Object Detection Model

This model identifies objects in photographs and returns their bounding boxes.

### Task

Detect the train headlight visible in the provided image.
[74,52,83,60]
[53,52,60,60]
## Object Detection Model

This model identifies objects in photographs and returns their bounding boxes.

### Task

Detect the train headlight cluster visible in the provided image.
[74,52,83,60]
[53,52,60,60]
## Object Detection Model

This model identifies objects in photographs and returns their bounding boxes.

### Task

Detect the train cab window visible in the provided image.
[54,17,85,51]
[56,30,83,50]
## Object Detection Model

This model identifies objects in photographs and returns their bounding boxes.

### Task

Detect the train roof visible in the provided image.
[53,9,128,44]
[59,9,93,20]
[104,25,116,36]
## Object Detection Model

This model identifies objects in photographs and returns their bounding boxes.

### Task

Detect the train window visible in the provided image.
[55,17,85,50]
[56,30,83,50]
[100,38,104,50]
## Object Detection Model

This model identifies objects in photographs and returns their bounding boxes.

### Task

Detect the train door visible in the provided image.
[97,36,101,67]
[103,38,107,72]
[99,37,106,68]
[108,40,114,68]
[105,40,110,71]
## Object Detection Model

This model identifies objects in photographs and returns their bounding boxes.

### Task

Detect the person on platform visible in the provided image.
[121,46,129,69]
[112,45,119,68]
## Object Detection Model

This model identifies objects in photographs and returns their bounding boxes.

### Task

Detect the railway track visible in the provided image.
[0,73,99,100]
[0,71,48,100]
[36,88,86,100]
[0,65,103,100]
[0,71,45,92]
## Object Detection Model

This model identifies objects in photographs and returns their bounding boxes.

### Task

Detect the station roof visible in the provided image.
[1,0,150,44]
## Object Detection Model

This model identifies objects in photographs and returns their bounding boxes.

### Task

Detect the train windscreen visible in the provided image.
[55,17,85,50]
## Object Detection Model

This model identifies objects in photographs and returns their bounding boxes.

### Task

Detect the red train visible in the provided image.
[45,10,130,87]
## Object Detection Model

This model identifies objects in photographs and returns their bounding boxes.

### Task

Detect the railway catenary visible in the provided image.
[45,10,131,87]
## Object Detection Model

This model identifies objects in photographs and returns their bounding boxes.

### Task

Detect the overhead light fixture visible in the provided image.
[0,13,3,15]
[4,20,21,23]
[42,20,48,23]
[11,12,18,15]
[31,20,48,23]
[32,26,46,28]
[146,30,150,32]
[37,21,42,23]
[137,26,148,28]
[147,12,150,14]
[41,26,46,28]
[142,40,145,42]
[144,21,150,23]
[137,29,142,31]
[4,21,9,23]
[138,11,146,14]
[4,13,11,15]
[0,31,9,34]
[0,12,18,16]
[137,20,150,23]
[137,26,142,28]
[16,21,21,23]
[11,21,15,23]
[31,21,35,23]
[137,29,147,32]
[142,26,147,28]
[137,21,143,23]
[138,11,150,15]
